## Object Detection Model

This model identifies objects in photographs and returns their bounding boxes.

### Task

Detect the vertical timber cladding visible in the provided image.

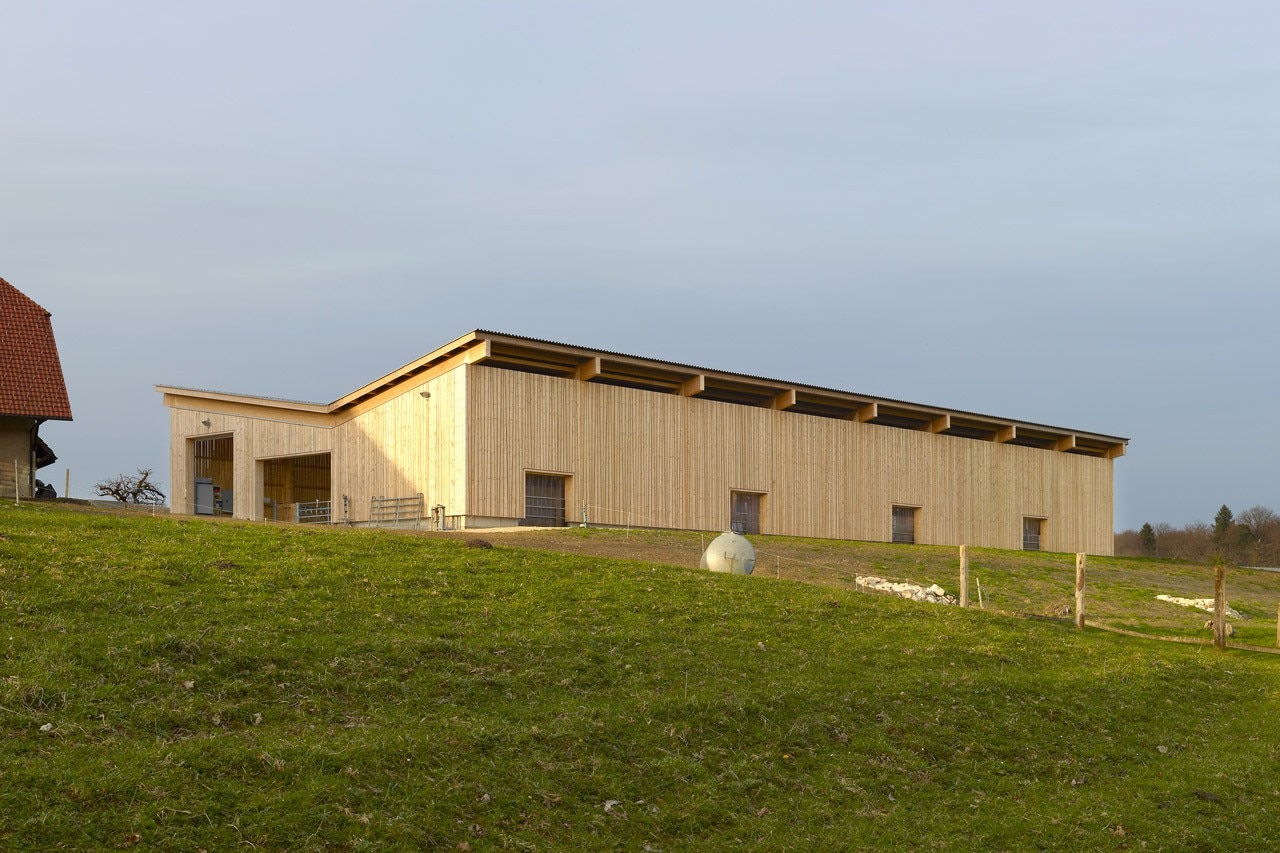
[464,363,1115,552]
[163,365,468,524]
[168,406,332,519]
[466,366,580,522]
[336,365,468,522]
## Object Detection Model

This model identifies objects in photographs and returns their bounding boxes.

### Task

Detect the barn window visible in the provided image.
[892,505,918,544]
[731,491,763,535]
[524,473,567,527]
[1023,517,1044,551]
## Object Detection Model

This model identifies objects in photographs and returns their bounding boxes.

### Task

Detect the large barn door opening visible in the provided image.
[263,453,332,523]
[192,435,234,515]
[524,473,567,527]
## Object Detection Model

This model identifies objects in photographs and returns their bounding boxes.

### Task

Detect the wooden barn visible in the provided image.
[0,277,73,499]
[158,330,1127,554]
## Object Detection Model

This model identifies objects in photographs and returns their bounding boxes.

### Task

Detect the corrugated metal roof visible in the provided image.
[0,277,73,421]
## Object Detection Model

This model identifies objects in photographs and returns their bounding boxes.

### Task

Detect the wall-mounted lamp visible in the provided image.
[419,391,431,399]
[200,418,212,427]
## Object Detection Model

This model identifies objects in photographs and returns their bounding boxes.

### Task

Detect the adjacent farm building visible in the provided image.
[158,330,1127,554]
[0,277,72,498]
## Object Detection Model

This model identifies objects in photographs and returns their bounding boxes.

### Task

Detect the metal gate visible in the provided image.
[368,494,424,527]
[297,500,333,524]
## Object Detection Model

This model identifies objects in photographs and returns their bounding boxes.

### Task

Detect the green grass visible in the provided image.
[485,524,1280,646]
[3,503,1280,850]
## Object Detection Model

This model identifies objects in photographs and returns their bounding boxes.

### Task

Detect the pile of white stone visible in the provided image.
[856,576,957,605]
[1156,594,1243,620]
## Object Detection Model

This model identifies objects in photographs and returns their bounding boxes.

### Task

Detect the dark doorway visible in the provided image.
[524,473,567,527]
[731,491,762,535]
[1023,517,1044,551]
[263,453,332,523]
[192,435,234,515]
[892,505,918,544]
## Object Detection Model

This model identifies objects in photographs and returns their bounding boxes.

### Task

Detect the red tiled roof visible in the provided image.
[0,277,73,420]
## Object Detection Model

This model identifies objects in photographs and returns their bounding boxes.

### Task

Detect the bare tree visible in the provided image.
[1238,505,1280,566]
[1115,507,1280,566]
[95,468,167,505]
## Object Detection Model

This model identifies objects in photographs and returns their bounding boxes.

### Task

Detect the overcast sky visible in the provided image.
[2,2,1276,531]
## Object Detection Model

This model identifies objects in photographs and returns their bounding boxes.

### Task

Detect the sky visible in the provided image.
[1,1,1276,531]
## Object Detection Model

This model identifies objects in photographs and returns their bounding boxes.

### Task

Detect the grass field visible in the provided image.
[432,524,1280,647]
[4,502,1280,850]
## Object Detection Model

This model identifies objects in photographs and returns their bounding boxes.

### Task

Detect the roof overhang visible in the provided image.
[158,329,1129,458]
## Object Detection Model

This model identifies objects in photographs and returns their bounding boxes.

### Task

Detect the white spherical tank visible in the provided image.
[700,531,756,575]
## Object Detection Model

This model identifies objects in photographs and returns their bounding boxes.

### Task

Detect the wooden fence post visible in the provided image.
[1213,564,1227,651]
[1075,553,1086,630]
[959,545,969,608]
[1275,601,1279,649]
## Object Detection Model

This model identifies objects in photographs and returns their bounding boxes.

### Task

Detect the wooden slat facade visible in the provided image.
[159,331,1123,554]
[464,365,1116,554]
[166,366,467,524]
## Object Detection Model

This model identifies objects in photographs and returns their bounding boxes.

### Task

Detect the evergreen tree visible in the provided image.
[1139,522,1157,555]
[1213,505,1234,543]
[1211,505,1238,563]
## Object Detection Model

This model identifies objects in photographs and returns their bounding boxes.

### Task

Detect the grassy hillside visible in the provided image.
[3,503,1280,850]
[435,524,1280,647]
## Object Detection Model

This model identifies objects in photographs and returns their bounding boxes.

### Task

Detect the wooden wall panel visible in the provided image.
[463,366,1115,553]
[167,367,467,523]
[167,363,1114,552]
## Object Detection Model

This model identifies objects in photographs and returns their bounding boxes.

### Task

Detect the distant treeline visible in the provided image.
[1116,505,1280,567]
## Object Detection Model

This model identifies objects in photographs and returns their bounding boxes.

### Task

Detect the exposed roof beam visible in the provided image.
[680,375,706,397]
[771,389,797,411]
[1054,435,1077,453]
[996,425,1017,443]
[575,356,602,382]
[928,414,951,434]
[855,402,879,423]
[464,339,491,364]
